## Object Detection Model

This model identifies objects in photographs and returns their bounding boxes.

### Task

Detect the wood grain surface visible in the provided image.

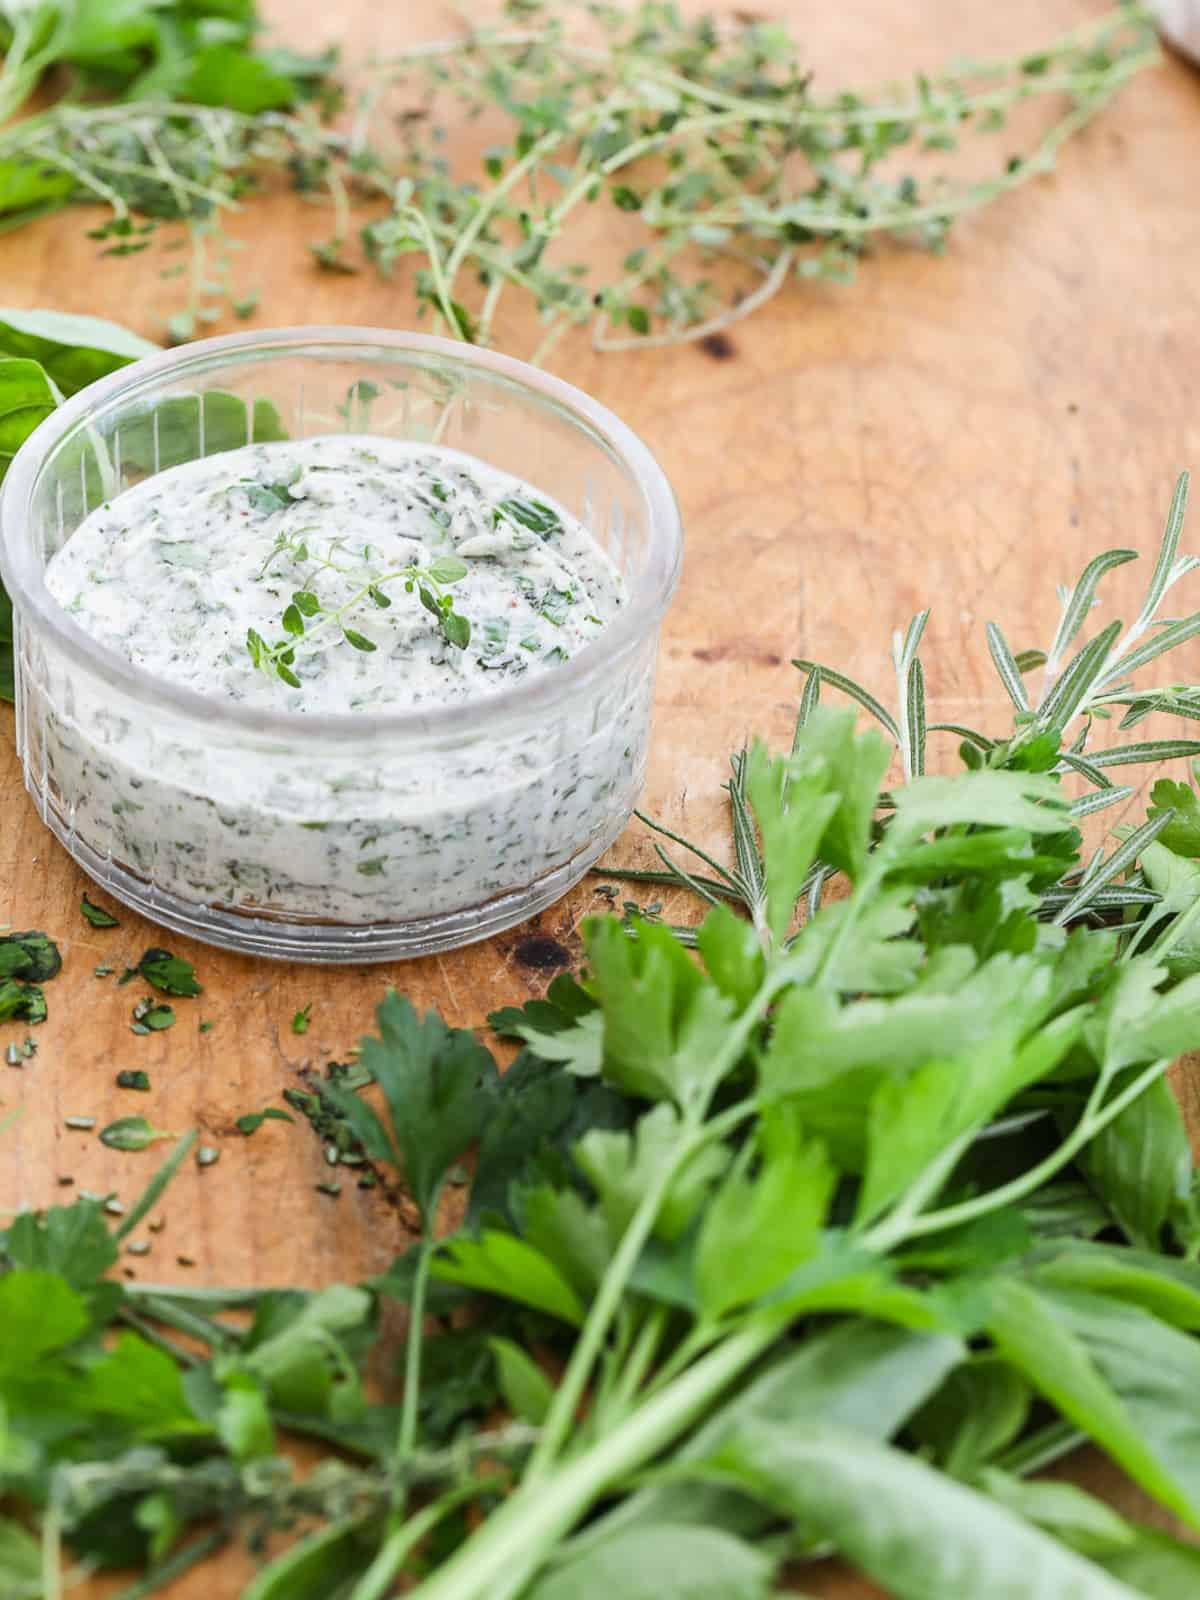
[2,2,1200,1596]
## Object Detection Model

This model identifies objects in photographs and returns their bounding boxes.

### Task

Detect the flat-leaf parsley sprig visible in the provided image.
[247,551,471,689]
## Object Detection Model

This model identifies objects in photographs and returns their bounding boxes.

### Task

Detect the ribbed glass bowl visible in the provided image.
[0,328,682,962]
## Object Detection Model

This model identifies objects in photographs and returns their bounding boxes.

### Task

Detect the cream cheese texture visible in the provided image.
[38,437,647,926]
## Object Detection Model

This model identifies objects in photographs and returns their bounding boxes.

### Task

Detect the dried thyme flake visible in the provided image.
[116,1069,151,1091]
[64,1115,97,1131]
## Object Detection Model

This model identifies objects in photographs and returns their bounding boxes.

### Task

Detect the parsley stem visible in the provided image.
[396,1226,437,1475]
[408,1318,782,1600]
[863,1056,1173,1252]
[350,1482,484,1600]
[993,1419,1088,1480]
[523,977,785,1487]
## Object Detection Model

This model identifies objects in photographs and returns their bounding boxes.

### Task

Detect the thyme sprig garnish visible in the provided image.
[247,546,471,689]
[0,4,1156,351]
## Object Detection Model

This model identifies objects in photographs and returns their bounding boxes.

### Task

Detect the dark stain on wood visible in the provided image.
[693,639,783,666]
[700,332,736,360]
[513,935,573,971]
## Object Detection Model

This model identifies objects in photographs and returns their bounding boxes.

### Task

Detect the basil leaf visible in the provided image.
[525,1525,774,1600]
[701,1421,1145,1600]
[0,307,157,396]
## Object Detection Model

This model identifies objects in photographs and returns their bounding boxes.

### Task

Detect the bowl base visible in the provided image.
[39,802,629,964]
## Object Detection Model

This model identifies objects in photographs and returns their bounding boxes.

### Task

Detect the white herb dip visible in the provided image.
[40,437,645,926]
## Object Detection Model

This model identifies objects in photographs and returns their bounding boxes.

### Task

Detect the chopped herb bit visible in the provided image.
[195,1145,220,1168]
[0,979,47,1025]
[94,965,114,977]
[236,1108,295,1136]
[292,1003,313,1036]
[56,1176,74,1187]
[126,1241,151,1256]
[64,1116,97,1131]
[80,894,119,928]
[0,930,62,982]
[116,1070,151,1092]
[315,1180,342,1198]
[103,1198,125,1217]
[148,1218,165,1234]
[176,1255,196,1268]
[100,1116,174,1152]
[122,947,201,997]
[131,997,176,1033]
[199,1020,214,1033]
[4,1042,20,1067]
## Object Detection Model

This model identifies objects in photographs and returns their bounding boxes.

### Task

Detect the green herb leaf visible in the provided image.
[124,947,202,997]
[237,1108,296,1136]
[81,894,119,928]
[99,1117,176,1153]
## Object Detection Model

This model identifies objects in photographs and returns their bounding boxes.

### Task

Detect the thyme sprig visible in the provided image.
[367,0,1158,355]
[0,4,1157,352]
[247,543,471,689]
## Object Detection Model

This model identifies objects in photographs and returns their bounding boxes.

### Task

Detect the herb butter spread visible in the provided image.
[38,437,650,932]
[46,437,623,711]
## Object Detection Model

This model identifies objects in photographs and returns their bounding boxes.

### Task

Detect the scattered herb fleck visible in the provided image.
[116,1070,151,1092]
[195,1145,220,1168]
[80,894,119,928]
[64,1116,96,1131]
[292,1003,313,1035]
[99,1116,175,1152]
[236,1108,296,1136]
[121,948,202,997]
[131,997,176,1034]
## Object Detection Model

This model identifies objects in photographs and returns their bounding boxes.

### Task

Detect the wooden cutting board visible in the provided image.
[2,2,1199,1595]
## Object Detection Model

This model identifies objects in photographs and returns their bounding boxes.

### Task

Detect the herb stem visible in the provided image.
[994,1419,1089,1479]
[350,1482,484,1600]
[409,1318,781,1600]
[116,1307,202,1367]
[397,1226,437,1474]
[595,247,794,353]
[865,1057,1173,1249]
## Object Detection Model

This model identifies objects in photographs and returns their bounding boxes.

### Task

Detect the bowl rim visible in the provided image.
[0,325,682,745]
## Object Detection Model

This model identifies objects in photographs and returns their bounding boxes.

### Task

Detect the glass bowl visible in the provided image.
[0,328,682,963]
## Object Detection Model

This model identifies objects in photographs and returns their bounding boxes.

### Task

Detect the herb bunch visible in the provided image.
[362,0,1157,358]
[0,4,1157,355]
[9,477,1200,1599]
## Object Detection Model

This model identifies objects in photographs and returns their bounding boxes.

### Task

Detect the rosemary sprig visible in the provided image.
[606,471,1200,938]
